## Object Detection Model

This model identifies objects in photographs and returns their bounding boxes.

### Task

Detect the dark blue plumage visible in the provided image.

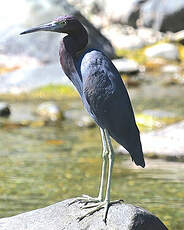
[78,50,144,167]
[20,15,145,221]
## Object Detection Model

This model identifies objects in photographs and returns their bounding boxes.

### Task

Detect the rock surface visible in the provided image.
[0,198,168,230]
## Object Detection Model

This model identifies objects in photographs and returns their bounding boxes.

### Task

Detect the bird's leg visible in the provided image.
[69,128,108,205]
[77,129,122,222]
[102,129,115,221]
[97,128,108,201]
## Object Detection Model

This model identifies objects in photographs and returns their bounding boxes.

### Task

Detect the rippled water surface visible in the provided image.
[0,78,184,229]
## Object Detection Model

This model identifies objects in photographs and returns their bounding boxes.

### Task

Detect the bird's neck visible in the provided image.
[59,25,88,94]
[64,25,88,56]
[59,25,88,75]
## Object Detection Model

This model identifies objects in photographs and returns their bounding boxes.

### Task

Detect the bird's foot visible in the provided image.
[78,199,123,222]
[69,194,102,206]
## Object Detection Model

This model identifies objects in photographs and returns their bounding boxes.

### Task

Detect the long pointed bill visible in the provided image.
[20,21,59,35]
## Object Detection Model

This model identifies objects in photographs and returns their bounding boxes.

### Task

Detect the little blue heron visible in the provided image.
[20,15,145,222]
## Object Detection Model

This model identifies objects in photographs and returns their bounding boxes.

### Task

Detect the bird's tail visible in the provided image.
[128,134,145,168]
[131,148,145,168]
[109,129,145,168]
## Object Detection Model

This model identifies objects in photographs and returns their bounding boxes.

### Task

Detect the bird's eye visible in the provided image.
[61,20,67,25]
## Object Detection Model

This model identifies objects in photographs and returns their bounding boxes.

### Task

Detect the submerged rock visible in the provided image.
[76,115,95,128]
[0,198,168,230]
[0,102,11,117]
[161,74,184,86]
[36,102,63,121]
[64,109,95,128]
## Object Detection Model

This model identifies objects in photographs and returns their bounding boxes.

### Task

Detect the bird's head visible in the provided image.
[20,15,83,35]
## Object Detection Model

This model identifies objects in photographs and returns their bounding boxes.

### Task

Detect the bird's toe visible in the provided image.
[68,194,102,207]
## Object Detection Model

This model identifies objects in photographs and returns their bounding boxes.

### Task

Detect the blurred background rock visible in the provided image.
[1,0,184,93]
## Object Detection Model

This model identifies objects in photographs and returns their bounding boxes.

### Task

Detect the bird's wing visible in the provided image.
[81,50,132,128]
[81,50,145,167]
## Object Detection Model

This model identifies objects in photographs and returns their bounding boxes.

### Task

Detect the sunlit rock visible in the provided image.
[161,64,181,73]
[102,25,145,50]
[145,43,179,60]
[112,58,140,74]
[141,121,184,157]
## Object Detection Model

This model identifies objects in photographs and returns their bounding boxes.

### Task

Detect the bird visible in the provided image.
[20,15,145,222]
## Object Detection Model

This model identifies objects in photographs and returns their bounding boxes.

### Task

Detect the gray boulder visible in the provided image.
[0,0,115,62]
[128,0,184,32]
[140,0,184,32]
[0,198,168,230]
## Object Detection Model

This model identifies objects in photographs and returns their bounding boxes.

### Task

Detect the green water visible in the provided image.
[0,113,183,229]
[0,79,184,229]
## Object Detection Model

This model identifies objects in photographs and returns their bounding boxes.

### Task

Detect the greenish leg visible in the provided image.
[70,128,122,222]
[97,128,109,201]
[104,129,114,202]
[78,129,121,222]
[103,129,115,221]
[69,128,108,204]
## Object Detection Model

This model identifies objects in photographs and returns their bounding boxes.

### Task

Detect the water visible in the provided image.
[0,78,184,229]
